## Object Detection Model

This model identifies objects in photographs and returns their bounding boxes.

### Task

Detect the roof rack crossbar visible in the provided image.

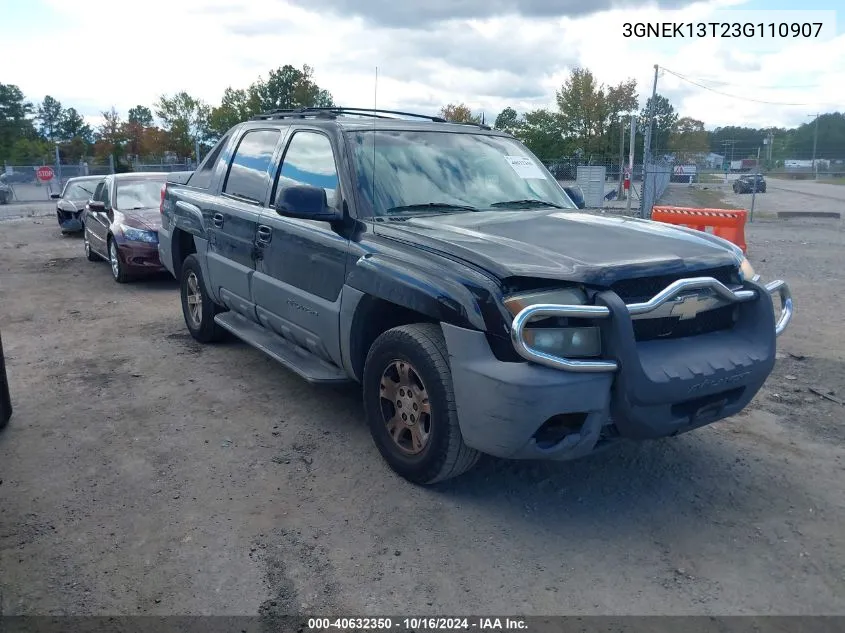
[249,106,449,123]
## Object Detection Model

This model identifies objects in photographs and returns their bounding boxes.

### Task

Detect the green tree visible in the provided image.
[94,107,127,165]
[208,87,255,138]
[668,117,709,158]
[439,103,480,123]
[9,137,52,163]
[515,109,567,160]
[36,95,64,142]
[248,64,334,112]
[0,83,36,159]
[603,78,639,156]
[155,92,211,158]
[494,107,521,133]
[640,94,678,155]
[128,105,154,127]
[59,107,93,144]
[556,68,638,157]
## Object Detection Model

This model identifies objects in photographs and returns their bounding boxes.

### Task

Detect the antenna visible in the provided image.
[372,66,378,214]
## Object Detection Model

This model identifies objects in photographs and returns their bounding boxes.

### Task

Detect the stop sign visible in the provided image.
[36,166,54,182]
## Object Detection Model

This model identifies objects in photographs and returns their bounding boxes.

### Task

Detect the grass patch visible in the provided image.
[697,173,727,184]
[818,178,845,186]
[686,187,735,209]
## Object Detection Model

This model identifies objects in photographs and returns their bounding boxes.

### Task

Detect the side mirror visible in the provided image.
[274,185,340,222]
[50,193,61,199]
[88,200,105,212]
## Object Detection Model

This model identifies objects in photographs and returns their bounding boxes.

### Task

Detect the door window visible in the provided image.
[223,129,281,204]
[101,180,112,208]
[275,131,339,207]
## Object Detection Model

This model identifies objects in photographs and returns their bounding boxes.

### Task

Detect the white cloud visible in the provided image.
[0,0,841,131]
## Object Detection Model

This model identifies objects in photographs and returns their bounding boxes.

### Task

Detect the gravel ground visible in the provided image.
[0,215,844,618]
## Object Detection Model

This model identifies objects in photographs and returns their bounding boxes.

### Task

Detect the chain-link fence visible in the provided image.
[1,157,196,203]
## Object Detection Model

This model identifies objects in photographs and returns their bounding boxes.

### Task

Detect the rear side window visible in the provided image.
[190,133,231,190]
[223,129,281,204]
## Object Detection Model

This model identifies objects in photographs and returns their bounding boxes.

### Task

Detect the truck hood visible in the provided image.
[375,209,743,285]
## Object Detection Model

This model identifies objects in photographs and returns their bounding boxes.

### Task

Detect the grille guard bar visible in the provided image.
[510,276,793,373]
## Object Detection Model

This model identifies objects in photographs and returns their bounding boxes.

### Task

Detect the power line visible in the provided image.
[662,71,824,90]
[661,67,841,107]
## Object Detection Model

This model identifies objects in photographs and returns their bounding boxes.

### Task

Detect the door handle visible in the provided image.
[212,213,224,228]
[256,225,272,245]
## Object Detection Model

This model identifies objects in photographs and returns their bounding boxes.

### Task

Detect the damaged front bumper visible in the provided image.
[443,276,793,460]
[57,209,83,232]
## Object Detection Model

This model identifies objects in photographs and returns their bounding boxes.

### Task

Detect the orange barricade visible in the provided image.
[651,206,748,254]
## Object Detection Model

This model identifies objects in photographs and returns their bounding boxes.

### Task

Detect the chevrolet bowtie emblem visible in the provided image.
[669,293,713,320]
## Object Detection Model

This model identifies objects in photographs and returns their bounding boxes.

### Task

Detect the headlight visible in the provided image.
[504,286,602,358]
[739,257,759,282]
[120,225,158,243]
[523,326,601,358]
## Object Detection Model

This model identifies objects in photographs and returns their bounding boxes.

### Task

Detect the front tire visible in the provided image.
[108,236,130,283]
[180,254,224,343]
[363,323,480,485]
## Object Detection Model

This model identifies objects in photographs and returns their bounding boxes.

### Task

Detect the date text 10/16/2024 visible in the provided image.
[308,617,528,631]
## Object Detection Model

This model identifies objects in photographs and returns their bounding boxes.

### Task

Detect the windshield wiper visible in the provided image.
[385,202,479,215]
[489,199,564,209]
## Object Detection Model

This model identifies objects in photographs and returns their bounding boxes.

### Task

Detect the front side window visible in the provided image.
[223,129,281,204]
[275,131,339,208]
[115,178,167,210]
[101,180,112,207]
[348,130,575,217]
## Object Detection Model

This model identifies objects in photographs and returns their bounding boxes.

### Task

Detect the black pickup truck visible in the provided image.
[158,107,793,485]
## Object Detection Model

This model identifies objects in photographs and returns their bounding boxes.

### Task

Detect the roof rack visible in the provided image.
[250,107,448,123]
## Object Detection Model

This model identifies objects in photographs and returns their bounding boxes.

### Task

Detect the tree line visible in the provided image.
[2,64,843,168]
[439,68,844,165]
[0,64,334,167]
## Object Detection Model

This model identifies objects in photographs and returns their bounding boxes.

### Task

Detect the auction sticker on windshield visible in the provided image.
[504,155,546,179]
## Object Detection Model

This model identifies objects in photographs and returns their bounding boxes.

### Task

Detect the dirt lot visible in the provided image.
[1,214,844,617]
[659,178,845,218]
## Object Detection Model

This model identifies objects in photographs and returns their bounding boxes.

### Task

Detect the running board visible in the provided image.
[214,312,351,384]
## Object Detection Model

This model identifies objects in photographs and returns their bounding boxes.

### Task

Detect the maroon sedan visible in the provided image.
[82,172,169,283]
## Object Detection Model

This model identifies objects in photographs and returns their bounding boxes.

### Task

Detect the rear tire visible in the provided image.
[84,230,100,262]
[363,323,480,485]
[180,254,224,343]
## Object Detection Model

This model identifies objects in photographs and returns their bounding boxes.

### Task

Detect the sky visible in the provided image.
[0,0,842,132]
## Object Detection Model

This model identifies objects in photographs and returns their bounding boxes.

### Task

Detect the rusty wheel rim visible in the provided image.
[379,360,432,455]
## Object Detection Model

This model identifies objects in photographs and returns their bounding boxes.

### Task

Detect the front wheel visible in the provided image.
[108,236,130,283]
[363,323,480,485]
[180,254,224,343]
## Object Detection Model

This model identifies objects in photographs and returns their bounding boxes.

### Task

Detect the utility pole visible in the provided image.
[617,116,626,199]
[721,139,734,182]
[626,114,637,215]
[809,113,820,179]
[639,64,659,217]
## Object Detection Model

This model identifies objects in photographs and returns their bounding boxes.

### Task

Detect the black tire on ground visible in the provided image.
[108,236,130,283]
[0,330,11,430]
[180,254,225,343]
[363,323,480,485]
[84,229,100,261]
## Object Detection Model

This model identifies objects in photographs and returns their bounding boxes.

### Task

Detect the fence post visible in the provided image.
[109,154,115,174]
[54,144,62,190]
